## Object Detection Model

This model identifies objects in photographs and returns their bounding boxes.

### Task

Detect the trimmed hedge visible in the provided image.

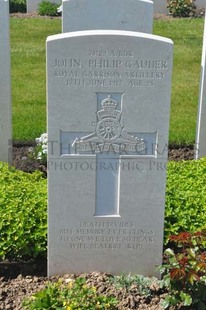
[10,0,26,13]
[165,158,206,243]
[0,163,47,260]
[38,0,60,16]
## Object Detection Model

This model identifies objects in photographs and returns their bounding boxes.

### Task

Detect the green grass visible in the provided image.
[11,18,61,141]
[10,17,204,144]
[153,18,204,145]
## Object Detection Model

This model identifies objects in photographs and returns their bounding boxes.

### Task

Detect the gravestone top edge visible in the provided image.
[47,30,173,45]
[201,15,206,67]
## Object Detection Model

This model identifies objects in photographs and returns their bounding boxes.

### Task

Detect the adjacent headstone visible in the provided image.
[62,0,154,33]
[196,0,206,12]
[27,0,61,13]
[47,30,173,277]
[195,15,206,159]
[0,0,12,163]
[153,0,168,15]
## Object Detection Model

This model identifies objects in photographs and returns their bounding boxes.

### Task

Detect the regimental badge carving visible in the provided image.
[72,95,146,153]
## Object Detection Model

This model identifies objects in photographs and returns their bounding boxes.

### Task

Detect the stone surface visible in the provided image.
[153,0,168,14]
[195,16,206,159]
[47,30,173,277]
[62,0,153,33]
[197,0,206,9]
[0,0,12,163]
[27,0,61,13]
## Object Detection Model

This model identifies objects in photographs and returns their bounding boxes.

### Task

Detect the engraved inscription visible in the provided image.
[59,222,155,251]
[54,58,81,68]
[53,49,169,88]
[89,49,134,57]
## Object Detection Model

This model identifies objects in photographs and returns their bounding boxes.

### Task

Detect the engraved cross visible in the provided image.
[61,93,146,216]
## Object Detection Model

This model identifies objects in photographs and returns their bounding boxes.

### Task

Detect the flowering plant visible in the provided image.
[57,4,62,13]
[167,0,196,17]
[30,133,47,164]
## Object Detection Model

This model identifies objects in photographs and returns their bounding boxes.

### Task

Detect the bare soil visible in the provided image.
[0,268,170,310]
[0,261,186,310]
[10,12,61,19]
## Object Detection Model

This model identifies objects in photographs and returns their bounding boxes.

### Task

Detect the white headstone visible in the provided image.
[0,0,12,163]
[27,0,61,13]
[62,0,154,33]
[47,30,173,277]
[197,0,206,9]
[153,0,168,14]
[195,15,206,159]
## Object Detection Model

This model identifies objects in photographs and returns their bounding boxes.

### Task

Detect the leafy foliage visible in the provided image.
[0,163,47,260]
[160,231,206,309]
[167,0,196,17]
[10,0,26,13]
[110,274,162,298]
[38,0,61,16]
[165,158,206,243]
[23,277,118,309]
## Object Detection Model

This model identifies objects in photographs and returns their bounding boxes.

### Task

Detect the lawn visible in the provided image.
[153,18,204,145]
[10,17,204,144]
[10,18,61,141]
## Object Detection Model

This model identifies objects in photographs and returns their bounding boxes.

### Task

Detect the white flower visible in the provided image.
[57,5,62,13]
[42,144,47,150]
[28,147,34,153]
[37,152,42,160]
[41,133,47,140]
[34,133,48,161]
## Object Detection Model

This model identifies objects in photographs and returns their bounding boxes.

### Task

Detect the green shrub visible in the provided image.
[38,0,60,16]
[10,0,26,13]
[167,0,196,17]
[165,158,206,243]
[0,163,47,260]
[160,231,206,309]
[23,277,118,309]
